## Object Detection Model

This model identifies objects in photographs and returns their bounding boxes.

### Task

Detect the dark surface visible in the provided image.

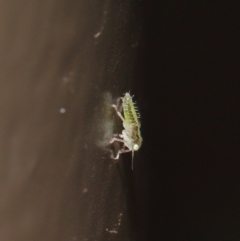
[137,2,240,241]
[0,0,142,240]
[1,1,240,241]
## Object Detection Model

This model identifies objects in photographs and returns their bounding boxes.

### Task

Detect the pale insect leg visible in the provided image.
[109,137,124,144]
[111,97,125,142]
[109,136,125,159]
[111,147,132,160]
[115,97,123,113]
[112,104,126,123]
[111,146,134,170]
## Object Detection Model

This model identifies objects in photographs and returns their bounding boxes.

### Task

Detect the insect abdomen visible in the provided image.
[122,93,140,127]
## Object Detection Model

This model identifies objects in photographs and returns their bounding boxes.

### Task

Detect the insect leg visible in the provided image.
[109,137,124,144]
[111,148,132,160]
[112,104,126,123]
[115,97,123,113]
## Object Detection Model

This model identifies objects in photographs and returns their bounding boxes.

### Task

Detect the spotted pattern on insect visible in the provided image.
[110,92,143,170]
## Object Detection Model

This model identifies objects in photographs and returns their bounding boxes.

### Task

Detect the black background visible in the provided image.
[136,2,240,240]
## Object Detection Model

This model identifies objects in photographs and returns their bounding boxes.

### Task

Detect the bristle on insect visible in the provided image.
[121,94,141,127]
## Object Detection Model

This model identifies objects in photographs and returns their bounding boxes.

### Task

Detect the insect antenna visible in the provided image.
[131,150,134,170]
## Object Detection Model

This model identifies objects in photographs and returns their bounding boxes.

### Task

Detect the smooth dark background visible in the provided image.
[136,2,240,241]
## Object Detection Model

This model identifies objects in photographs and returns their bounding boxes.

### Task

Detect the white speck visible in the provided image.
[59,108,66,114]
[94,32,101,38]
[82,188,88,193]
[106,228,117,234]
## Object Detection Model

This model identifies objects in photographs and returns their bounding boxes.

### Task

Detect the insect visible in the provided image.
[110,92,143,169]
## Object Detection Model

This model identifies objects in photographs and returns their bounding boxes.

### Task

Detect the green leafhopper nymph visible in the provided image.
[110,92,143,170]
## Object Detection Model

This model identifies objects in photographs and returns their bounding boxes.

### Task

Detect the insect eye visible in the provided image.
[133,144,139,151]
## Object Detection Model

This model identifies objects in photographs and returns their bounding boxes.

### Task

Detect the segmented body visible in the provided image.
[121,93,142,150]
[110,92,143,169]
[122,93,140,127]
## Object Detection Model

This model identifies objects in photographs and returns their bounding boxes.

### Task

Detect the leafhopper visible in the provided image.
[110,92,143,169]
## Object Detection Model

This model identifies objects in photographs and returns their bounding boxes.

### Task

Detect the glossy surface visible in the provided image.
[0,1,143,240]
